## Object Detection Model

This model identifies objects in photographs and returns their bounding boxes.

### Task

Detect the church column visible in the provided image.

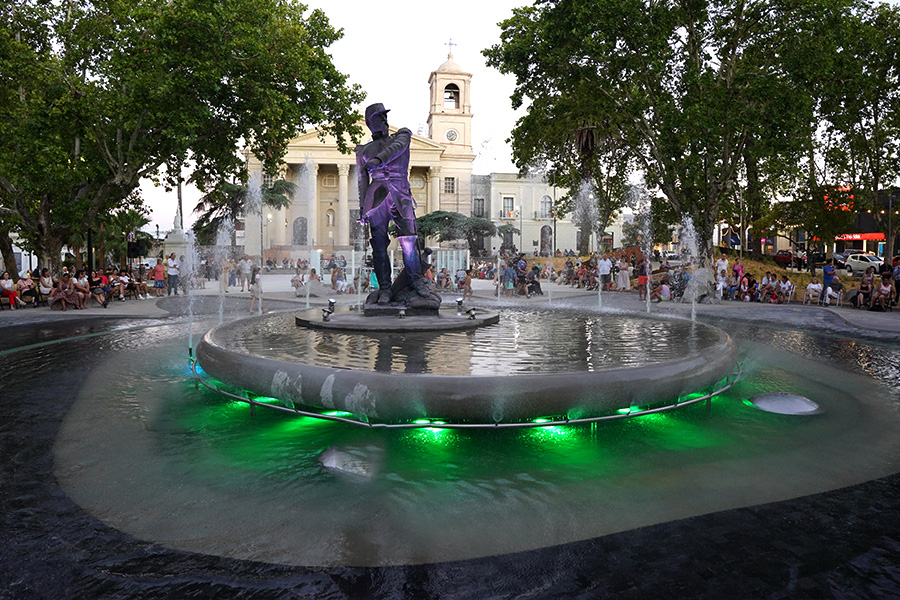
[429,166,442,213]
[308,163,319,248]
[337,163,350,246]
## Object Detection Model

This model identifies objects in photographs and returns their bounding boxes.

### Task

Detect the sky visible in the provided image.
[141,0,527,235]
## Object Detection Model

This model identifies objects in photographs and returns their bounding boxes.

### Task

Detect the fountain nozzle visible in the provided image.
[456,297,464,315]
[467,307,477,320]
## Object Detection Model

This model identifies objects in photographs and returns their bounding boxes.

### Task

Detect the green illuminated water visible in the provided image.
[53,322,900,568]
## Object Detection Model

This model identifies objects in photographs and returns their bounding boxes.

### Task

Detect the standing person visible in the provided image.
[598,253,613,291]
[356,102,430,304]
[461,268,473,301]
[150,258,165,297]
[503,262,516,297]
[166,253,180,296]
[616,254,630,291]
[821,258,836,302]
[248,266,264,313]
[239,255,253,292]
[636,255,650,301]
[731,257,744,282]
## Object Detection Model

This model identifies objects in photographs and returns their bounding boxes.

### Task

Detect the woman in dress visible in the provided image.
[50,272,83,310]
[855,267,875,308]
[616,255,630,291]
[1,271,26,309]
[39,268,55,299]
[16,272,39,307]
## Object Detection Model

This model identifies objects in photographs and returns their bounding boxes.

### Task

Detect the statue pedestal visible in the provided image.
[164,228,188,259]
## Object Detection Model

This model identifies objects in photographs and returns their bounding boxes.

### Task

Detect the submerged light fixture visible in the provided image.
[322,298,336,322]
[398,307,406,319]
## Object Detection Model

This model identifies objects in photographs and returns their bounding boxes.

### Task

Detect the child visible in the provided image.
[249,266,264,313]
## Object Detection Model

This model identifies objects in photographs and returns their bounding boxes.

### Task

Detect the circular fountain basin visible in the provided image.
[196,308,738,425]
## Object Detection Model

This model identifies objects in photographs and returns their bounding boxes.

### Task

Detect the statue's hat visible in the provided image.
[365,103,390,127]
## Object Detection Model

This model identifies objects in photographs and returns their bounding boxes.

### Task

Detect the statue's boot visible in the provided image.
[370,236,393,304]
[398,235,431,298]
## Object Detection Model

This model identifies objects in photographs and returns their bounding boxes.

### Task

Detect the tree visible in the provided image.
[98,207,154,268]
[817,2,900,259]
[415,211,502,253]
[485,0,853,265]
[0,0,362,272]
[192,180,296,247]
[759,187,858,267]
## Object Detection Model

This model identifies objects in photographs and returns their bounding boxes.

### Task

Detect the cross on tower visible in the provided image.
[445,38,456,55]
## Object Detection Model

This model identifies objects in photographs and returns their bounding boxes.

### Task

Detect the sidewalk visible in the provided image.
[2,273,898,343]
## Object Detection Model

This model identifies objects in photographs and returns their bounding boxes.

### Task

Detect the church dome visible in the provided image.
[437,53,466,74]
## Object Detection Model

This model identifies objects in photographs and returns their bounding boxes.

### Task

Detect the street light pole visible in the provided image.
[517,205,523,253]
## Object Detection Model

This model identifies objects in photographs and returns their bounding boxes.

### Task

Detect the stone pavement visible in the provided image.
[2,272,898,343]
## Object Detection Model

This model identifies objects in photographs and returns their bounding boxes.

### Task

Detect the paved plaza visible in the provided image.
[2,272,899,599]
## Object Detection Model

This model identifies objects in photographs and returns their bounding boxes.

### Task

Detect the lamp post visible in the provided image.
[517,205,523,253]
[264,213,272,267]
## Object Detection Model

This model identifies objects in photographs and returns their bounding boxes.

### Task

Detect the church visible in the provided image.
[242,53,619,263]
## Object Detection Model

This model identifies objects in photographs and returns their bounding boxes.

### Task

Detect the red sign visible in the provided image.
[834,233,886,241]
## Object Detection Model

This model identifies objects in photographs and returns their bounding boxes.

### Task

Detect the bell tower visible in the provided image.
[427,43,474,157]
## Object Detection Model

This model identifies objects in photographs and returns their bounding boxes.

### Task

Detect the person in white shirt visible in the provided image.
[598,254,613,291]
[804,278,823,304]
[715,253,729,279]
[166,253,180,296]
[239,255,253,292]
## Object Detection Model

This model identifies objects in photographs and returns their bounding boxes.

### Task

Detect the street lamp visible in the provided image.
[517,205,523,253]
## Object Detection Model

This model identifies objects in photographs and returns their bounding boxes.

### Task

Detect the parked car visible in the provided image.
[844,252,881,275]
[773,250,804,269]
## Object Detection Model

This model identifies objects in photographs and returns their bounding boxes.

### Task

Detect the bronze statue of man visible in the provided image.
[356,103,430,304]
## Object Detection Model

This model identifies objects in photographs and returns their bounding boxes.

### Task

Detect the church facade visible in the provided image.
[243,54,621,263]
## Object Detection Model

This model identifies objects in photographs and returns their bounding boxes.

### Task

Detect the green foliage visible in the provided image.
[485,0,855,262]
[0,0,362,269]
[816,2,900,257]
[192,180,297,246]
[416,211,501,253]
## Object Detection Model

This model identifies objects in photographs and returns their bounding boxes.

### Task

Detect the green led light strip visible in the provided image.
[192,361,743,430]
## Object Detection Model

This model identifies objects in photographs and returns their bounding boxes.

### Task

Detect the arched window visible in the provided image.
[540,195,552,219]
[443,83,460,109]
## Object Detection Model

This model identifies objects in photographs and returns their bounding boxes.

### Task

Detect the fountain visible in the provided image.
[195,308,738,426]
[3,301,897,595]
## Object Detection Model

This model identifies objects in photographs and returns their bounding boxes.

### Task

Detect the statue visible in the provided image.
[356,103,440,311]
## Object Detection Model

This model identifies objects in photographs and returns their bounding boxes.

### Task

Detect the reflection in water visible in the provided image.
[223,309,724,375]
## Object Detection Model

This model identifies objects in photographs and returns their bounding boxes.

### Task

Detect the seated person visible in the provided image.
[823,276,844,307]
[650,276,672,302]
[724,273,740,300]
[715,269,728,299]
[870,275,893,310]
[526,266,543,296]
[804,278,823,304]
[16,272,39,307]
[775,275,793,303]
[737,275,751,301]
[855,273,874,308]
[759,271,777,303]
[437,268,451,290]
[747,274,760,302]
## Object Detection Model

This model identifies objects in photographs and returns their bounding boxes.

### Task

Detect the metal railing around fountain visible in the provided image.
[190,359,743,430]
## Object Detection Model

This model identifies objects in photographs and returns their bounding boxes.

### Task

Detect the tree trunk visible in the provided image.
[0,228,17,274]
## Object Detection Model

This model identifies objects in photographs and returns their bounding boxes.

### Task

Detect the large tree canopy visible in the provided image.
[0,0,363,270]
[485,0,856,264]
